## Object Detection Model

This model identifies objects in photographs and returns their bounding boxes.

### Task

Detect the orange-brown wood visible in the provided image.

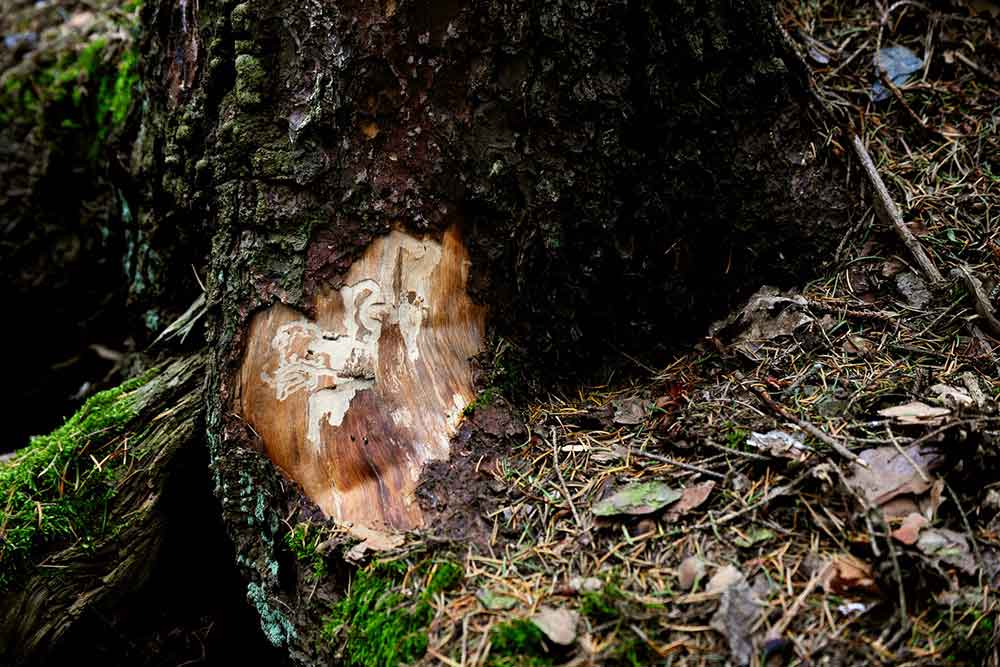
[237,226,485,529]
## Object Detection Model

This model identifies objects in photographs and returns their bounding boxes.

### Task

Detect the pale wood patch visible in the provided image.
[237,226,485,529]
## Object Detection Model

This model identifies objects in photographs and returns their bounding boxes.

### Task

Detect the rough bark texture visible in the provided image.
[122,0,857,660]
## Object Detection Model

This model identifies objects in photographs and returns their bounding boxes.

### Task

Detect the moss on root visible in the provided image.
[284,522,328,579]
[322,559,462,667]
[0,370,156,589]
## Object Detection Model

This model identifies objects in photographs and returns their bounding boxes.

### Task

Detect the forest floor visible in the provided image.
[359,2,1000,666]
[3,1,1000,666]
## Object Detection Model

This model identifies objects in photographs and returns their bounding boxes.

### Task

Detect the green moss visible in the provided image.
[0,371,156,589]
[577,583,665,666]
[488,620,552,667]
[284,522,328,578]
[602,632,655,667]
[322,559,463,667]
[463,386,500,416]
[97,48,139,132]
[723,424,750,451]
[0,35,138,158]
[929,599,996,664]
[428,561,463,591]
[234,54,266,107]
[580,583,625,623]
[231,3,253,34]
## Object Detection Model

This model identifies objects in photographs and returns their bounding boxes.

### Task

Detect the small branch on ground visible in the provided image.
[849,133,944,285]
[746,383,867,467]
[953,265,1000,338]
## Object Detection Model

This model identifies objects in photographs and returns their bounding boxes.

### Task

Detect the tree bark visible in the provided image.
[5,0,857,662]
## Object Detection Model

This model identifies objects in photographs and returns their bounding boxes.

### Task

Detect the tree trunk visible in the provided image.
[135,0,853,660]
[4,0,857,662]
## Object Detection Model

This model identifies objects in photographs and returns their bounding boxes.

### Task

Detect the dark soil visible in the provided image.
[417,403,526,544]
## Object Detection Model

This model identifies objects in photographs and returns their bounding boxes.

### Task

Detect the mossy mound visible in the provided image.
[0,0,144,450]
[0,370,155,589]
[322,559,463,667]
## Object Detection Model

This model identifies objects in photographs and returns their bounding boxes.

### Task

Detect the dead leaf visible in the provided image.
[678,556,706,591]
[878,401,951,425]
[844,335,875,356]
[922,479,945,520]
[477,588,519,610]
[665,482,715,521]
[710,286,813,356]
[707,565,745,594]
[930,384,974,409]
[847,444,942,508]
[821,555,878,594]
[917,529,977,574]
[880,496,923,520]
[344,524,405,561]
[891,512,929,545]
[746,430,809,461]
[531,607,579,646]
[612,397,652,425]
[592,481,682,517]
[710,578,761,666]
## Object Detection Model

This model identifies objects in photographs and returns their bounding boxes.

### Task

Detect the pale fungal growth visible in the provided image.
[237,226,484,529]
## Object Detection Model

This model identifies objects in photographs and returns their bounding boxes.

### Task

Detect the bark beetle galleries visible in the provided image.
[237,226,485,529]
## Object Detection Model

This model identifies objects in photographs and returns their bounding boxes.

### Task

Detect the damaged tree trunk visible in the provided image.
[2,0,857,661]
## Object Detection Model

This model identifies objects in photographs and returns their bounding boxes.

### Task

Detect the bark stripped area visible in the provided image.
[237,226,484,529]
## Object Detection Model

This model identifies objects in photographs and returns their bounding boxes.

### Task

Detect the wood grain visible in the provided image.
[236,226,485,529]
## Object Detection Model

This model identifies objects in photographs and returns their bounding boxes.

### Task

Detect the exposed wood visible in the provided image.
[237,225,485,530]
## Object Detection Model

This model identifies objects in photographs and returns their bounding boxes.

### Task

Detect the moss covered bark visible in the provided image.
[0,355,205,662]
